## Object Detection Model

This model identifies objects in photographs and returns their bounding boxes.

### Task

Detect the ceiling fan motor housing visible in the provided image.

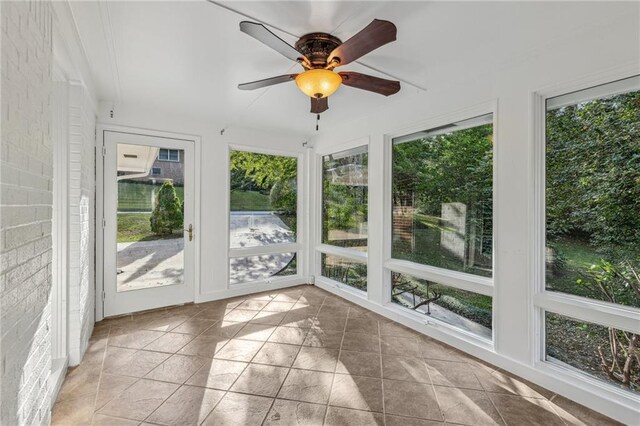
[295,33,343,68]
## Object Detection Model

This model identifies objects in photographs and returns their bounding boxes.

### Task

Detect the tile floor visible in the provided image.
[52,285,620,426]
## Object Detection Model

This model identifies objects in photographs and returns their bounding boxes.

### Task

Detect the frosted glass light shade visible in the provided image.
[295,69,342,99]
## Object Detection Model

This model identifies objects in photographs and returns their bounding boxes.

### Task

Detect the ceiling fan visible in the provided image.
[237,19,401,115]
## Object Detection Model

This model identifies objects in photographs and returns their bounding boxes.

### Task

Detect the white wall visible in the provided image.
[96,102,311,317]
[312,3,639,424]
[0,2,54,424]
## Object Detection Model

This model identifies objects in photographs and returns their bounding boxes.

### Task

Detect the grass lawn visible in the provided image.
[230,190,271,211]
[117,213,182,243]
[118,182,184,212]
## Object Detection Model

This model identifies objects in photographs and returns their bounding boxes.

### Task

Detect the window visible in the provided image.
[229,149,298,285]
[545,312,638,393]
[392,114,493,277]
[152,167,161,175]
[158,148,180,162]
[319,145,369,292]
[545,76,640,308]
[322,146,368,250]
[388,113,494,339]
[541,76,640,394]
[392,272,492,339]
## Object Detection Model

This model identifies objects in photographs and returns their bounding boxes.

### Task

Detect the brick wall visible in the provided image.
[67,83,95,365]
[1,1,54,425]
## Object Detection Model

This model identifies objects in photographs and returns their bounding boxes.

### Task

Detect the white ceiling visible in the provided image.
[69,1,631,136]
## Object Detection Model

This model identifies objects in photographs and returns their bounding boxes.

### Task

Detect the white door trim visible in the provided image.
[96,124,201,320]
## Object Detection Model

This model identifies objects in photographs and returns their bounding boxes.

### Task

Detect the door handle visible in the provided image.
[184,224,193,241]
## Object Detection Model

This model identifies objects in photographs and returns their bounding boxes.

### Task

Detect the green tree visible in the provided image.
[150,181,183,234]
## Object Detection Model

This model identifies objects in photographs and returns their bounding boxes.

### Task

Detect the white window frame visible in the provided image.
[227,144,304,288]
[383,101,498,345]
[315,138,370,296]
[158,148,180,162]
[531,72,640,409]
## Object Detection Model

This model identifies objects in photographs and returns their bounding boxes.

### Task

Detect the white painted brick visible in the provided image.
[1,1,54,424]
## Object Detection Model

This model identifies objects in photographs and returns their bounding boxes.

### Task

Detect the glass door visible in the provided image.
[103,131,195,316]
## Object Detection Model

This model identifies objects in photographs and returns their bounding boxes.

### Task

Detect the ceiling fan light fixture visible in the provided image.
[295,69,342,99]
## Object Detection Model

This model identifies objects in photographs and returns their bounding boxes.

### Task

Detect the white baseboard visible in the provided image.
[50,357,69,409]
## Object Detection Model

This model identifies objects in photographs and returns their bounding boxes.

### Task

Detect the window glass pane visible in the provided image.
[391,272,492,339]
[158,148,168,160]
[321,254,367,292]
[545,311,639,393]
[230,252,296,285]
[169,149,179,161]
[392,115,493,277]
[229,151,297,249]
[545,76,640,308]
[322,146,368,250]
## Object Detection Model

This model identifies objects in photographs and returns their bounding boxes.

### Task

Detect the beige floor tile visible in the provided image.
[263,399,326,426]
[292,347,339,372]
[281,311,318,329]
[425,359,483,390]
[214,338,263,362]
[138,315,191,332]
[91,413,140,425]
[385,415,445,426]
[236,323,276,341]
[336,350,381,378]
[195,306,231,320]
[313,315,347,331]
[380,335,421,358]
[324,406,384,426]
[488,393,564,426]
[230,364,289,397]
[475,368,552,398]
[95,373,138,410]
[278,369,334,404]
[98,379,178,421]
[329,374,384,412]
[144,354,208,384]
[143,332,194,353]
[549,395,624,426]
[383,379,443,421]
[345,318,379,335]
[236,299,270,311]
[303,328,344,349]
[104,350,170,378]
[171,318,217,335]
[201,392,274,426]
[249,311,287,326]
[102,346,138,371]
[185,359,248,390]
[146,385,225,425]
[252,342,301,367]
[55,365,101,403]
[263,301,295,312]
[108,329,166,349]
[177,335,229,358]
[52,393,95,426]
[268,326,309,345]
[382,354,430,383]
[200,320,244,338]
[224,309,258,322]
[419,338,460,361]
[341,332,380,353]
[379,321,420,338]
[435,385,505,425]
[317,305,349,318]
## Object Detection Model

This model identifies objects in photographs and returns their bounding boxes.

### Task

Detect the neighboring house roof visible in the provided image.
[116,144,159,180]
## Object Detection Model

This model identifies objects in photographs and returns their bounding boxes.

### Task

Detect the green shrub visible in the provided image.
[150,181,183,234]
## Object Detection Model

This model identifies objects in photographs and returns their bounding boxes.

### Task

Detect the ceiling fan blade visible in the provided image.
[339,72,400,96]
[311,97,329,114]
[328,19,396,66]
[240,21,304,63]
[238,74,298,90]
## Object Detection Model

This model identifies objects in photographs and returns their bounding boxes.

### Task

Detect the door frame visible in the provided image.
[96,124,201,320]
